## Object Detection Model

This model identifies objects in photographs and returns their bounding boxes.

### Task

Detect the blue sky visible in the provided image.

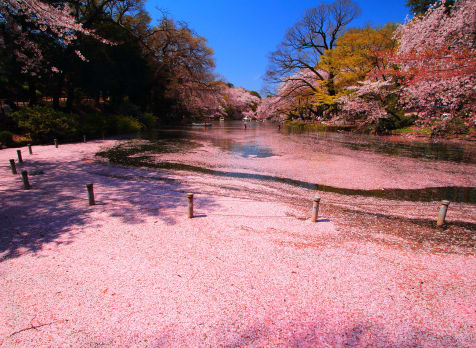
[145,1,410,93]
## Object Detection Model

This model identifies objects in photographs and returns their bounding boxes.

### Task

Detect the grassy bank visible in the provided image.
[283,120,354,133]
[392,126,432,138]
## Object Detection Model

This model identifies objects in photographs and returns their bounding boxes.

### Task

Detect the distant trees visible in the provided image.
[0,0,226,129]
[263,0,361,121]
[143,17,217,119]
[262,0,474,135]
[266,0,361,97]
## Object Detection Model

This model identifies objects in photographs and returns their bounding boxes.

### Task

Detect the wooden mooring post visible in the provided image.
[437,200,450,227]
[187,193,194,218]
[17,149,23,163]
[54,138,58,148]
[9,159,17,174]
[28,144,32,154]
[21,170,30,189]
[86,183,95,206]
[312,197,321,222]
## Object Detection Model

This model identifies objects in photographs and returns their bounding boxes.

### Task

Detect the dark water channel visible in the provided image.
[104,121,476,204]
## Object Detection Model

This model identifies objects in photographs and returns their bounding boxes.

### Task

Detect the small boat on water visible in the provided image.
[219,117,225,121]
[191,122,212,127]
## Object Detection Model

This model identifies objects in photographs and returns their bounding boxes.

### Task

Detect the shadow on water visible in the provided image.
[97,142,476,204]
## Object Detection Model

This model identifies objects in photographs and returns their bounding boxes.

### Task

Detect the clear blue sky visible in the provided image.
[145,1,410,93]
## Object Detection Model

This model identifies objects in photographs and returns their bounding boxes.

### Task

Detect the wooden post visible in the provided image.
[54,139,58,148]
[86,183,95,206]
[21,171,30,189]
[9,159,17,174]
[17,149,23,163]
[312,197,320,222]
[83,135,87,143]
[28,144,32,154]
[437,200,450,227]
[187,193,194,218]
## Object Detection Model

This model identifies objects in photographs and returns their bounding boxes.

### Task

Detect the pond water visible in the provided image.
[103,121,476,204]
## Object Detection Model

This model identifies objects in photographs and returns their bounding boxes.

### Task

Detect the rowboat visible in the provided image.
[191,123,212,127]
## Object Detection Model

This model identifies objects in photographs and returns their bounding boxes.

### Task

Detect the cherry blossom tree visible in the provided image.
[256,96,287,120]
[337,80,396,125]
[222,87,260,119]
[392,0,476,126]
[0,0,111,72]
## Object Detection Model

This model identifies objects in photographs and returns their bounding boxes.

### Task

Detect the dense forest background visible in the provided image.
[0,0,261,145]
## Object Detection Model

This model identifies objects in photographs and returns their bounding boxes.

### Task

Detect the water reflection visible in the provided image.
[210,137,274,158]
[178,121,475,163]
[285,128,476,164]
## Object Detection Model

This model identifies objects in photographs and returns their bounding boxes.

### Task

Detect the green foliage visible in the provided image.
[405,0,454,15]
[376,112,416,134]
[224,106,234,118]
[78,112,109,136]
[111,114,142,134]
[12,106,79,142]
[116,102,142,118]
[406,0,438,14]
[432,117,470,136]
[138,113,157,129]
[0,130,14,146]
[249,91,261,99]
[393,126,432,137]
[10,106,144,144]
[284,120,353,133]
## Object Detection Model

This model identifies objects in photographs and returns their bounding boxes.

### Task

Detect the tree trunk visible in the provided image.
[327,71,336,97]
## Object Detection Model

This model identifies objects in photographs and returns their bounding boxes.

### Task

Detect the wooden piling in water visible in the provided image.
[437,200,450,227]
[21,170,30,189]
[54,139,58,148]
[312,197,320,222]
[86,183,95,206]
[28,144,32,154]
[9,159,17,174]
[83,135,87,143]
[187,193,194,218]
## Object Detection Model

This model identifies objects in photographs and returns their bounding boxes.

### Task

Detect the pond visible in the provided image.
[101,121,476,204]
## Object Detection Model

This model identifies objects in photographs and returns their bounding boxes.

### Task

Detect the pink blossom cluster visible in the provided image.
[256,96,283,120]
[225,87,260,111]
[257,69,324,120]
[1,0,114,71]
[176,84,225,118]
[277,69,325,99]
[222,87,260,118]
[338,80,394,123]
[393,0,476,124]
